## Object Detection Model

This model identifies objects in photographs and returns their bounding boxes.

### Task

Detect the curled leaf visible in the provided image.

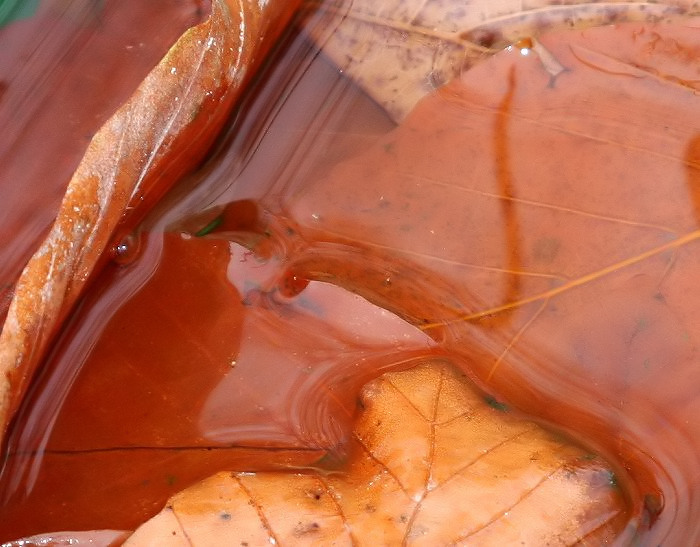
[0,0,300,440]
[125,361,626,545]
[0,1,203,303]
[313,0,697,120]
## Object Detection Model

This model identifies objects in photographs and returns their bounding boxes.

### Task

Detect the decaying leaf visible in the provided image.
[125,361,626,545]
[283,18,700,543]
[0,0,300,442]
[311,0,698,120]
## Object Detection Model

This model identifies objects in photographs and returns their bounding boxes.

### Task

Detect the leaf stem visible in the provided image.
[422,229,700,329]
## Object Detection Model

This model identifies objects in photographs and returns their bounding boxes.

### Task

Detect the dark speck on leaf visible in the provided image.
[532,237,560,264]
[306,488,323,501]
[294,521,321,536]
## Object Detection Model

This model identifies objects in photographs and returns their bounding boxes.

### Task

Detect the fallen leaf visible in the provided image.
[0,0,300,441]
[125,361,627,545]
[312,0,697,120]
[0,0,203,309]
[282,18,700,543]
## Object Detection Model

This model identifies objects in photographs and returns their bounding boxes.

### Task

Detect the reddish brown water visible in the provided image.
[0,0,208,324]
[0,11,434,538]
[1,3,699,545]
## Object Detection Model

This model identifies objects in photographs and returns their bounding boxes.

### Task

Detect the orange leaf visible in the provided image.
[125,361,626,545]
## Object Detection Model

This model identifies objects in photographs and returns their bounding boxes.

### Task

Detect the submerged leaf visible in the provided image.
[125,361,626,545]
[312,0,697,120]
[285,18,700,543]
[0,230,434,540]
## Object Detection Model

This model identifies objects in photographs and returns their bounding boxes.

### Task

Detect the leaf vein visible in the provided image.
[455,463,565,542]
[312,228,564,280]
[431,425,539,491]
[405,172,678,236]
[316,476,359,544]
[233,474,281,546]
[352,430,412,499]
[170,506,194,547]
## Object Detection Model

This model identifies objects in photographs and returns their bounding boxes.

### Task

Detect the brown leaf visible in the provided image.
[282,18,700,543]
[0,0,300,441]
[313,0,696,120]
[125,361,626,545]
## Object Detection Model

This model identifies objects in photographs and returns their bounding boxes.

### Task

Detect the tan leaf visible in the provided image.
[312,0,697,120]
[125,361,626,545]
[0,0,299,441]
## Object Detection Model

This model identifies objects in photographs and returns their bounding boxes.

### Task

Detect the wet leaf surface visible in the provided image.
[285,18,700,543]
[313,0,697,120]
[2,529,130,547]
[2,3,699,544]
[125,361,626,545]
